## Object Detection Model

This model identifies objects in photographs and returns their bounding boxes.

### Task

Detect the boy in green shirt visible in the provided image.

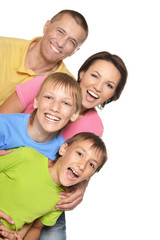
[0,132,107,240]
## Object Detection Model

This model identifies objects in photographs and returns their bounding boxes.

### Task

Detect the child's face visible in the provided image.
[55,140,103,186]
[33,83,79,135]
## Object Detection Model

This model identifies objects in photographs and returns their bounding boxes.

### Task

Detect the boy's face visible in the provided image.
[33,83,79,135]
[54,140,103,186]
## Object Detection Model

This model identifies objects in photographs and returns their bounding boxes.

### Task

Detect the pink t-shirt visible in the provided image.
[16,75,46,113]
[61,109,103,140]
[16,76,104,139]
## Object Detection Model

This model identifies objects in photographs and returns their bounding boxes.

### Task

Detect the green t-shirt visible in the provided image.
[0,147,64,231]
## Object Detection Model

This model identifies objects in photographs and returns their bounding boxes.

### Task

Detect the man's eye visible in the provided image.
[58,29,64,34]
[70,39,76,46]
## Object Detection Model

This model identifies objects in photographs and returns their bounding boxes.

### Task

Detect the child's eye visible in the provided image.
[89,162,95,169]
[77,151,82,157]
[45,96,52,100]
[63,102,70,106]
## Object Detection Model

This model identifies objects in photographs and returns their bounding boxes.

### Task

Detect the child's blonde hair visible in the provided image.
[30,72,82,124]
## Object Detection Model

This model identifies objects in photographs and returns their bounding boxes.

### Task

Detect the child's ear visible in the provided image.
[70,111,80,122]
[33,98,38,109]
[59,142,68,156]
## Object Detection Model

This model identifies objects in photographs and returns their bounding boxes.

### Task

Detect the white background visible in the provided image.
[1,0,160,239]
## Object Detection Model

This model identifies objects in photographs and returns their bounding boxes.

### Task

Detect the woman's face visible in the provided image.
[79,59,121,109]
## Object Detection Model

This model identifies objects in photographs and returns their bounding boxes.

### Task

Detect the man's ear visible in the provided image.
[33,98,38,109]
[59,142,68,156]
[43,20,50,33]
[69,47,80,57]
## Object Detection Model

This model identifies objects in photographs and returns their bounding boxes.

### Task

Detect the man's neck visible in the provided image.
[25,40,59,76]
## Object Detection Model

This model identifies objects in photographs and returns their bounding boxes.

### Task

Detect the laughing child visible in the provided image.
[0,132,107,240]
[0,72,82,160]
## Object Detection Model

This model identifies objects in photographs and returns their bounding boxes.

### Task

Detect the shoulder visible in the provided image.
[0,36,28,48]
[0,113,30,123]
[56,61,75,79]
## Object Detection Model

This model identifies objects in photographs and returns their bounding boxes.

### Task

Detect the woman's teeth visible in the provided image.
[87,90,99,99]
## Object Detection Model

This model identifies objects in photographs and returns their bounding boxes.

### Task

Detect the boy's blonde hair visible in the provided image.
[30,72,82,124]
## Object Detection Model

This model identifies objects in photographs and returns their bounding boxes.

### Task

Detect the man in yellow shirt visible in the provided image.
[0,9,88,105]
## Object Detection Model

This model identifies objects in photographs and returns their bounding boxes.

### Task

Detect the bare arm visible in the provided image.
[56,180,89,211]
[0,91,25,113]
[23,219,44,240]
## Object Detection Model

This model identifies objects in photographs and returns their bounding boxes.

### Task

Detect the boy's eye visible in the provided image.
[89,162,95,169]
[77,151,82,157]
[45,96,52,100]
[63,102,70,106]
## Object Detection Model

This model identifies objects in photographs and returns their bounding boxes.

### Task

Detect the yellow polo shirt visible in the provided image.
[0,37,74,105]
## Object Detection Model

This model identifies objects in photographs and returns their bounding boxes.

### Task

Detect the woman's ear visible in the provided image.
[79,71,85,81]
[59,142,68,156]
[33,98,38,109]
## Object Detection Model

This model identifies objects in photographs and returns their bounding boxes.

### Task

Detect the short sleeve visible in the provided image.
[39,210,63,226]
[16,76,46,108]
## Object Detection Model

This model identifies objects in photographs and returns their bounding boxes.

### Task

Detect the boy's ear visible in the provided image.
[70,111,80,122]
[59,142,68,156]
[33,98,38,109]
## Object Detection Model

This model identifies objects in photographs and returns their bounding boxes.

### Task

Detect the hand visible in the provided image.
[0,150,12,156]
[56,180,89,211]
[0,232,22,240]
[0,210,15,240]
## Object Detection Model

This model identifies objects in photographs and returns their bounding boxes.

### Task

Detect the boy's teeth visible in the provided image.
[45,114,60,121]
[70,168,79,177]
[87,90,99,99]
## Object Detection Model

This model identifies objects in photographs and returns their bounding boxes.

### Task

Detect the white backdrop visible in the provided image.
[1,0,160,239]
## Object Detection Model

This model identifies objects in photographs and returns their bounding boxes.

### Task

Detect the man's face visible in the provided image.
[40,14,86,63]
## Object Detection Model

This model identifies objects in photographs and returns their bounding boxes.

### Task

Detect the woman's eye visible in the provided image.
[89,162,95,168]
[106,83,113,89]
[91,74,98,79]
